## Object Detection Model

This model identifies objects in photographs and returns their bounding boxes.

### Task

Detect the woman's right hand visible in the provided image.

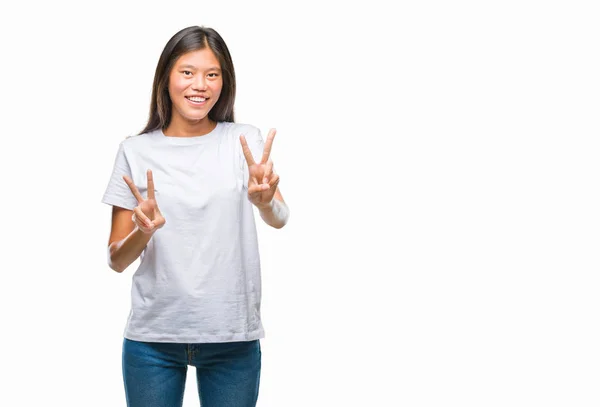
[123,169,166,234]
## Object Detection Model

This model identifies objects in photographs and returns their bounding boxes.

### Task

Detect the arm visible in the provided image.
[240,129,290,229]
[107,206,155,273]
[257,187,289,229]
[107,170,165,273]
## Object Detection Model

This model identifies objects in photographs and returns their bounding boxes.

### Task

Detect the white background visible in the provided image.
[0,0,598,406]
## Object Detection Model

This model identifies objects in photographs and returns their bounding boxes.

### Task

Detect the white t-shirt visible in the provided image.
[101,121,266,343]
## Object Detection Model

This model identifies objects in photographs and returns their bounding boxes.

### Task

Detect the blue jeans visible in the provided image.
[122,338,261,407]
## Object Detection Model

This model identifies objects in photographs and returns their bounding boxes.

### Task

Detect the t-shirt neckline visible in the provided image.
[157,122,222,145]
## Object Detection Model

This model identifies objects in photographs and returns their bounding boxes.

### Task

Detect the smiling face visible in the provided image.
[167,47,223,132]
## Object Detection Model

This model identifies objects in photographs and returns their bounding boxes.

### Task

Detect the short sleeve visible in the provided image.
[240,126,266,189]
[101,141,138,210]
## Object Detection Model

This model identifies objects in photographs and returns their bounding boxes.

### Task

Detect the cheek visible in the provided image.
[169,76,188,95]
[211,81,224,99]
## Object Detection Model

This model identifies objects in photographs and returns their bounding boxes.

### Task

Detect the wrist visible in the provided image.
[256,199,275,211]
[134,224,156,236]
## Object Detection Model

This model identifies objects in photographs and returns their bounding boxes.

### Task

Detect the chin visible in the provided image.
[176,107,210,122]
[190,113,213,123]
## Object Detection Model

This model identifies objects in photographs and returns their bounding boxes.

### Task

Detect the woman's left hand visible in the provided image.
[240,128,280,209]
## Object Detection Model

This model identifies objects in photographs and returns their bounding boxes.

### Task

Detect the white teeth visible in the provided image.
[187,97,206,102]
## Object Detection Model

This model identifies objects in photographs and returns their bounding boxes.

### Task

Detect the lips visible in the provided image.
[185,96,208,103]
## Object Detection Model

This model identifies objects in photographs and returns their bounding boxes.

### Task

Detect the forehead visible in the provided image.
[174,48,221,69]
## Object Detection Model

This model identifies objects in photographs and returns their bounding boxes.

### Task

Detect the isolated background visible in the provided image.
[0,0,598,406]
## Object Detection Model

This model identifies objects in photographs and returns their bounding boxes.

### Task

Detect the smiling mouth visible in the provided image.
[185,96,207,103]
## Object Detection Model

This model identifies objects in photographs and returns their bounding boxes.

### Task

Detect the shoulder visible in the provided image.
[220,122,261,138]
[120,130,159,152]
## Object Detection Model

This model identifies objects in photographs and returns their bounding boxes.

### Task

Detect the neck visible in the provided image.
[164,116,217,137]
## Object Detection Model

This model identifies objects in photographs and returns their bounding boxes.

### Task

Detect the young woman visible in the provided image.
[101,25,289,407]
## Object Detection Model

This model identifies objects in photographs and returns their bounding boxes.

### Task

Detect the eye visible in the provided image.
[208,73,220,78]
[183,70,192,76]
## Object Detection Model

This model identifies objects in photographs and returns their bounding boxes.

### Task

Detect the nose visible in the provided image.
[192,75,207,91]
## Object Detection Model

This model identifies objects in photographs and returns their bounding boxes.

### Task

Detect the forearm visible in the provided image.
[108,227,155,273]
[257,198,290,229]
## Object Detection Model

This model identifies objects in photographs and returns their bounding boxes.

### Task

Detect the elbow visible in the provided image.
[272,215,290,229]
[109,261,125,273]
[276,203,290,229]
[273,221,287,229]
[107,244,125,273]
[107,256,126,273]
[260,200,290,229]
[278,209,290,229]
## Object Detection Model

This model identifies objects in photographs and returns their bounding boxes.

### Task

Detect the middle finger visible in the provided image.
[123,175,145,203]
[260,128,276,164]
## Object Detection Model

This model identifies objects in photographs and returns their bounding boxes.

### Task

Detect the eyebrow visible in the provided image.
[179,64,221,71]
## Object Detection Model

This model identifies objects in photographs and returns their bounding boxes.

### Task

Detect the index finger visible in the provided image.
[123,175,144,203]
[146,170,155,200]
[240,134,256,166]
[260,128,276,164]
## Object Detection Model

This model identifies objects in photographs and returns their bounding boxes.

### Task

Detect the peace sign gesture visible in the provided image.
[122,170,166,234]
[240,128,281,209]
